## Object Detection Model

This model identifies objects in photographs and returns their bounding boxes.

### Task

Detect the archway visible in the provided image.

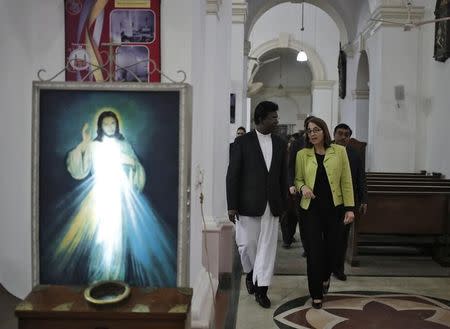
[250,47,313,135]
[247,0,350,45]
[248,36,326,83]
[355,50,369,143]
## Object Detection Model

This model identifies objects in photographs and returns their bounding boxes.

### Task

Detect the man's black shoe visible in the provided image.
[333,271,347,281]
[255,292,271,308]
[245,278,255,294]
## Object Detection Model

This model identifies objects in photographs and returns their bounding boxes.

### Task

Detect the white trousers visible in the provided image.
[235,204,279,287]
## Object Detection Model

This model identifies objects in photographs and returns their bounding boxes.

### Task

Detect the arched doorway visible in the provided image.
[250,48,313,137]
[355,50,370,143]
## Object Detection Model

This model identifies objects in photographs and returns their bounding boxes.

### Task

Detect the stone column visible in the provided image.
[230,0,248,141]
[311,80,336,128]
[364,4,424,171]
[191,1,232,328]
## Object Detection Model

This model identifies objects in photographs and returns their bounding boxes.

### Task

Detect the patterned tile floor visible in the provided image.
[236,276,450,329]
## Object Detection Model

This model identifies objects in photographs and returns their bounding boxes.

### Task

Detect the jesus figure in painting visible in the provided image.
[43,108,176,287]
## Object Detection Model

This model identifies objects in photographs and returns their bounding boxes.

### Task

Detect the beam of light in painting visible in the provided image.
[90,138,126,281]
[42,135,177,287]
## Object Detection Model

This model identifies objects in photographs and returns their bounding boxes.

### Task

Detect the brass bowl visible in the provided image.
[84,281,130,305]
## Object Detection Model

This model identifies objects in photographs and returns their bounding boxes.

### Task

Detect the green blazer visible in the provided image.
[295,144,354,210]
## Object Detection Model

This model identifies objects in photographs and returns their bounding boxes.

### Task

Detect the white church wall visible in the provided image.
[354,0,450,175]
[426,62,450,176]
[0,0,65,298]
[420,3,450,177]
[230,13,247,142]
[161,0,203,290]
[365,26,419,172]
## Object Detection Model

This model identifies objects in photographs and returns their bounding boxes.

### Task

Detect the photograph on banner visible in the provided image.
[64,0,160,82]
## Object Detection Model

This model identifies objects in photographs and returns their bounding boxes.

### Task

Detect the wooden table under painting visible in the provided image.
[15,285,192,329]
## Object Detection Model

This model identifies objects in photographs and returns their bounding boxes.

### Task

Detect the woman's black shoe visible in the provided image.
[312,300,322,309]
[323,280,330,295]
[333,271,347,281]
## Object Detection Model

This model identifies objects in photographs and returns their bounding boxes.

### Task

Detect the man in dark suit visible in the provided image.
[226,101,287,308]
[333,123,368,281]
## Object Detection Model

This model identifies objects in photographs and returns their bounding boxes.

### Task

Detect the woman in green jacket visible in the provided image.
[295,117,355,309]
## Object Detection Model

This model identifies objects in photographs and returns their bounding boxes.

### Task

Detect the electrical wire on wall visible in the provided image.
[196,168,217,315]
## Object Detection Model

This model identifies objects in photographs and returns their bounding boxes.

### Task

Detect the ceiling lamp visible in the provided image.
[297,1,308,62]
[297,50,307,62]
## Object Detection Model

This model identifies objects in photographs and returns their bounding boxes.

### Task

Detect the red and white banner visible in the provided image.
[65,0,161,82]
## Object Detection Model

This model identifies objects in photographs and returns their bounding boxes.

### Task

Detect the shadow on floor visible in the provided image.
[0,284,21,329]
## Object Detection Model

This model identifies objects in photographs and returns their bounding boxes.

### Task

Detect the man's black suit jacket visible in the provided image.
[287,137,306,187]
[346,145,368,204]
[226,130,287,217]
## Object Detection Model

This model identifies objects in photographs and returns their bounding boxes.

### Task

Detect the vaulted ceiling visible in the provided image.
[245,0,370,44]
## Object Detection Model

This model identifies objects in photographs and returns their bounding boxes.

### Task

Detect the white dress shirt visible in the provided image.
[255,129,272,171]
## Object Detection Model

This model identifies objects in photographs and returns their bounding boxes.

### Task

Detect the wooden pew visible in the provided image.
[347,173,450,267]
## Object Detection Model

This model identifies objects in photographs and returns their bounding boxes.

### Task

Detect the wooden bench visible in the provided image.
[348,173,450,267]
[367,171,442,178]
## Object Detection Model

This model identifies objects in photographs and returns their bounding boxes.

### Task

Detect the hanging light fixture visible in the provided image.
[278,50,284,89]
[297,1,308,62]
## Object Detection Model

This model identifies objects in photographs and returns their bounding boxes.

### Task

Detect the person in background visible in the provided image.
[332,123,368,281]
[226,101,287,308]
[281,132,302,249]
[236,126,246,137]
[229,126,247,157]
[295,117,354,309]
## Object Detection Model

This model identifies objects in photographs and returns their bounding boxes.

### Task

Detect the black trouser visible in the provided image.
[303,202,345,299]
[281,194,307,250]
[335,221,351,273]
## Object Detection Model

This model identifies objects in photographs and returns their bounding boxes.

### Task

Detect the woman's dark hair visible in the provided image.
[94,110,125,141]
[254,101,278,124]
[304,116,332,148]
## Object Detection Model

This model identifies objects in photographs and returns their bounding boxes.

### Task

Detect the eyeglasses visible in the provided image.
[306,128,322,135]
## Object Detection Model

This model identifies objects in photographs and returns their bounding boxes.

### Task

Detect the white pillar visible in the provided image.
[353,90,370,142]
[311,80,336,128]
[365,5,423,172]
[201,0,231,227]
[191,1,232,328]
[230,0,248,141]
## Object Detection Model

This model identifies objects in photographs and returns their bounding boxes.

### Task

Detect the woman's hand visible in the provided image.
[343,211,355,225]
[300,185,315,199]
